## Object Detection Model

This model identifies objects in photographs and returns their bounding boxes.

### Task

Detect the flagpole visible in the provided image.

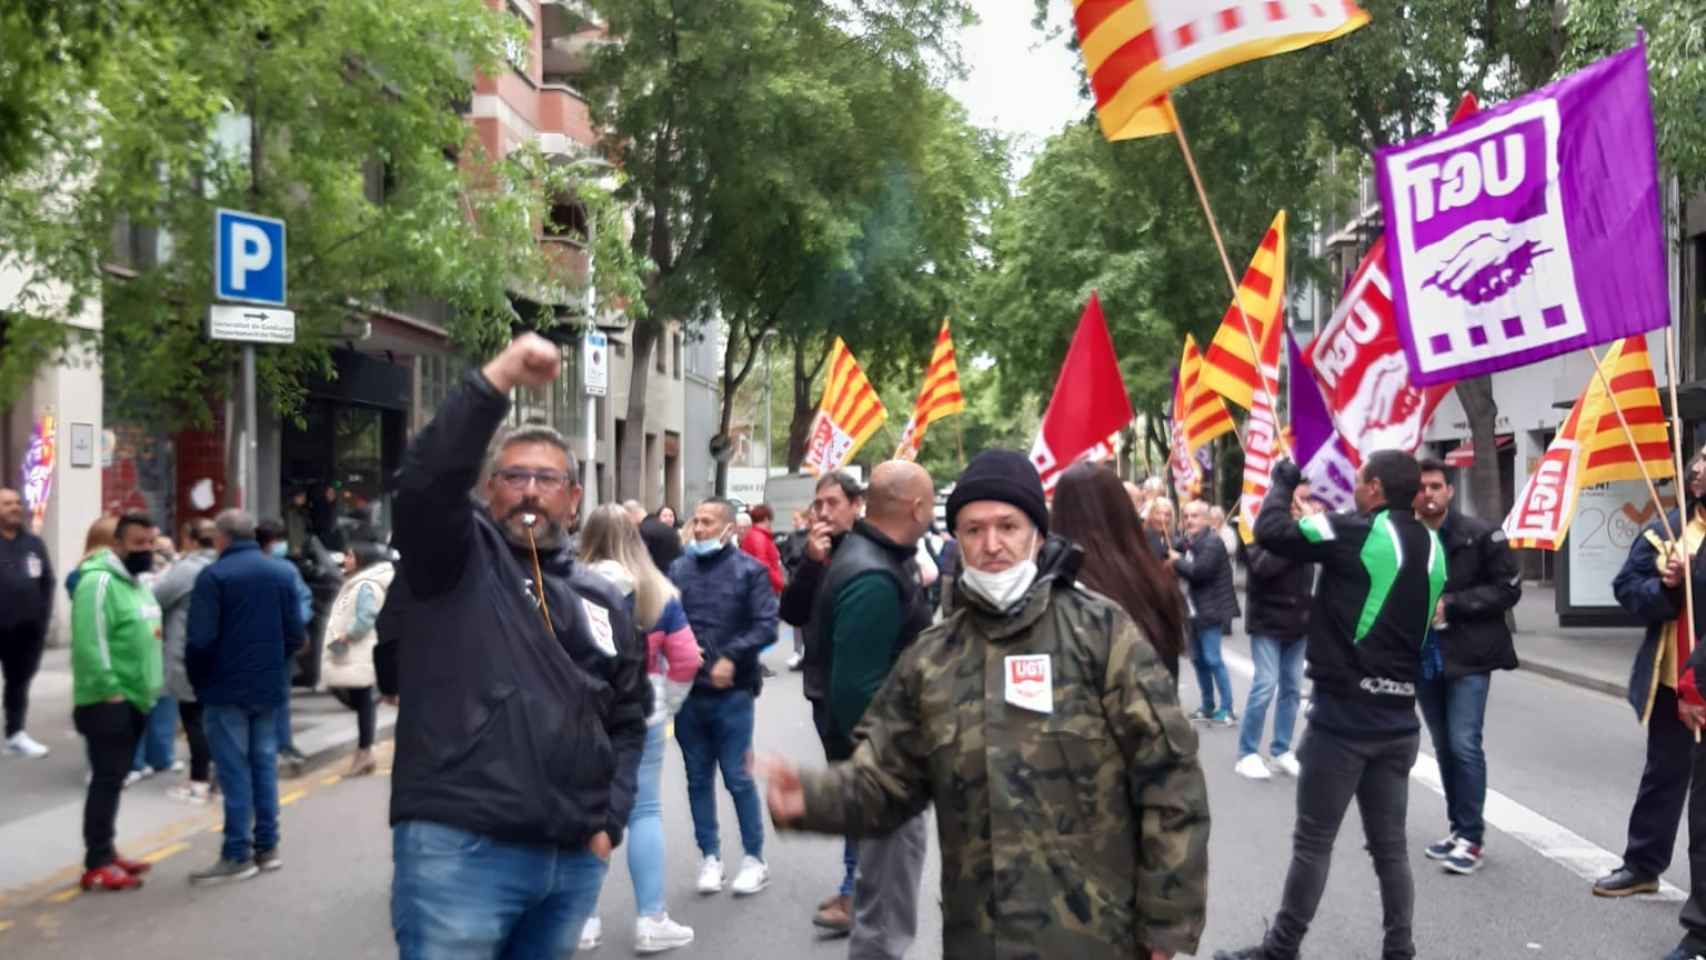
[1586,344,1677,544]
[1169,112,1289,456]
[956,414,966,471]
[1665,325,1700,742]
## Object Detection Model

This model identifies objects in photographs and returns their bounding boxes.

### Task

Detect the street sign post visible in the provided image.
[584,331,609,397]
[213,209,288,511]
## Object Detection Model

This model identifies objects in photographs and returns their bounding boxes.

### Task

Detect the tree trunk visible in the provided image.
[617,316,662,502]
[714,324,767,497]
[1455,375,1502,521]
[786,336,817,471]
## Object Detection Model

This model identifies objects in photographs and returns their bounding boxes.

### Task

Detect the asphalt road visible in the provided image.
[0,634,1694,959]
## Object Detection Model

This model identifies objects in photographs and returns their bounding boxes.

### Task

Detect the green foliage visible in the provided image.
[0,0,637,426]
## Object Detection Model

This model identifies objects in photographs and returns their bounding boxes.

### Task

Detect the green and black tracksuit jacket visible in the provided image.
[1254,462,1446,736]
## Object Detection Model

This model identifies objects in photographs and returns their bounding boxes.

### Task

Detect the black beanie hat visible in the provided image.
[947,449,1049,537]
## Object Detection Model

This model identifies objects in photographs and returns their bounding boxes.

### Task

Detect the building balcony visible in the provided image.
[538,85,596,144]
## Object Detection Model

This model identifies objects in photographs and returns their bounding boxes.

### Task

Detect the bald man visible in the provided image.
[821,461,936,956]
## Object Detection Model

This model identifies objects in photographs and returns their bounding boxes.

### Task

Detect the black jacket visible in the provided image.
[1256,461,1445,718]
[641,517,682,575]
[780,530,848,701]
[1244,542,1312,642]
[382,371,650,850]
[0,530,54,631]
[1433,513,1521,679]
[668,543,778,696]
[1173,528,1240,629]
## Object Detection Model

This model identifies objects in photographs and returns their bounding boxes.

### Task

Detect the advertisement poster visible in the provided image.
[1567,479,1667,608]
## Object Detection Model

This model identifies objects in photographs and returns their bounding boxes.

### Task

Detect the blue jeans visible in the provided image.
[133,693,178,771]
[1239,636,1306,758]
[275,673,295,752]
[203,703,280,862]
[1189,624,1235,715]
[607,721,668,917]
[392,820,608,960]
[1416,672,1491,846]
[674,689,764,861]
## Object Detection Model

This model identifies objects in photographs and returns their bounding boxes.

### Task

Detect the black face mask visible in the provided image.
[123,551,154,576]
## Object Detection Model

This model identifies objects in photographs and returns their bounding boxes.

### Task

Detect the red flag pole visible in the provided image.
[1169,113,1288,456]
[1585,343,1677,544]
[1665,323,1700,741]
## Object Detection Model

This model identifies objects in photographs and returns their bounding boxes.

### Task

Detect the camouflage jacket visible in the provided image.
[795,538,1210,958]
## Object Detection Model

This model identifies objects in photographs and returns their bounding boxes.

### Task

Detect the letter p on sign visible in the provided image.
[215,209,286,306]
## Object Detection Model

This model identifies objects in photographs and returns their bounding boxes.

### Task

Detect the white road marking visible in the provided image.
[1219,648,1685,902]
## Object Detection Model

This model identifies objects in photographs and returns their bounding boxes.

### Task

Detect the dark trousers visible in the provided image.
[1624,685,1695,877]
[343,686,376,749]
[1678,737,1706,952]
[74,701,147,870]
[178,700,212,783]
[810,697,859,895]
[0,621,46,737]
[1264,725,1421,960]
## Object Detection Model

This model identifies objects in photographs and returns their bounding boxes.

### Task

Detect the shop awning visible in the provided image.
[1443,434,1513,468]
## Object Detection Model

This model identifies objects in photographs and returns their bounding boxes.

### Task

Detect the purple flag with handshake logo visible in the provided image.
[1375,43,1667,387]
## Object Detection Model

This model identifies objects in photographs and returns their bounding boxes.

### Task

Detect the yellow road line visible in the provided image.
[320,774,342,786]
[279,789,308,806]
[46,887,80,904]
[143,842,191,864]
[0,920,14,932]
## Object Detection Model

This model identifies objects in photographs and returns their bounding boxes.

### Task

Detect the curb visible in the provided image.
[1517,660,1627,701]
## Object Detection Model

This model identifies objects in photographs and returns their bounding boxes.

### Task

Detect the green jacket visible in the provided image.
[71,550,164,711]
[795,539,1210,958]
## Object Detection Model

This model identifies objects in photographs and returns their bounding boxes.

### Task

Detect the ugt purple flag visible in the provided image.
[1286,333,1355,512]
[1375,42,1666,387]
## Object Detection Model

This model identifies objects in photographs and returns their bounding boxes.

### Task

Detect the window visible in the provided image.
[672,332,683,380]
[546,199,588,243]
[656,335,667,374]
[502,33,530,75]
[418,354,467,424]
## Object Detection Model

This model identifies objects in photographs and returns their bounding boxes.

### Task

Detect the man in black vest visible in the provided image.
[821,461,935,958]
[778,469,865,931]
[383,333,650,959]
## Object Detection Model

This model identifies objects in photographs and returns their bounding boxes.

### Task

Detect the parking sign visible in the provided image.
[215,208,287,306]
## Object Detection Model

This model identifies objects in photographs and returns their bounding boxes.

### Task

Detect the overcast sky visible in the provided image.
[948,0,1086,164]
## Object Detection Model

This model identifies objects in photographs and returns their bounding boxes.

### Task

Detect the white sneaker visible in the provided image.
[122,769,147,789]
[696,855,724,894]
[785,652,804,670]
[730,855,769,896]
[578,916,601,951]
[168,781,212,805]
[6,731,48,758]
[1234,754,1273,780]
[1272,751,1302,777]
[635,913,694,954]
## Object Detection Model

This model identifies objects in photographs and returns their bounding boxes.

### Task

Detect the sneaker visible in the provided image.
[278,747,308,767]
[696,855,724,894]
[80,863,143,892]
[1593,866,1660,897]
[1211,709,1237,727]
[122,769,147,789]
[168,781,212,805]
[634,913,694,954]
[1425,833,1461,861]
[1662,949,1706,960]
[1188,708,1214,723]
[578,916,602,951]
[168,759,186,774]
[1233,754,1273,780]
[1443,838,1483,875]
[1213,948,1277,960]
[1271,751,1301,777]
[786,652,805,671]
[812,893,852,934]
[189,858,259,886]
[255,848,282,872]
[730,855,769,896]
[111,854,153,876]
[6,731,49,758]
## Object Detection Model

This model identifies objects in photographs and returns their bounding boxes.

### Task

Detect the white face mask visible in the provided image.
[960,533,1040,613]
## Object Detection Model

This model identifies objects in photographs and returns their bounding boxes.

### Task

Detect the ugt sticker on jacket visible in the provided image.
[1375,43,1668,387]
[1004,655,1053,715]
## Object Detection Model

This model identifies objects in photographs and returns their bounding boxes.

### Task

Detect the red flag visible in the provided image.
[1030,293,1135,493]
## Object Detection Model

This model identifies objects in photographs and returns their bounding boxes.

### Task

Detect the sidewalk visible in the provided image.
[0,648,393,898]
[1511,582,1643,701]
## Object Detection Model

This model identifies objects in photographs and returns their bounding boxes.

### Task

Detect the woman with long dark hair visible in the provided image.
[1051,463,1187,679]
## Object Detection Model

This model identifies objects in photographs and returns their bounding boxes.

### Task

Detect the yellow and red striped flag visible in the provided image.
[801,338,888,476]
[1201,210,1286,409]
[895,318,966,461]
[1178,335,1235,453]
[1071,1,1370,143]
[1579,336,1674,488]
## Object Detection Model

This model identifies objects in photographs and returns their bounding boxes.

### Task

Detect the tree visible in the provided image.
[580,0,974,500]
[0,0,640,426]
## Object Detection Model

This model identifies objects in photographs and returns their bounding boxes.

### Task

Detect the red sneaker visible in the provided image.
[111,855,152,876]
[80,864,143,892]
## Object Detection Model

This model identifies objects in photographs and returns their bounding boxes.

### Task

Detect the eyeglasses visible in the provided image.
[494,468,572,492]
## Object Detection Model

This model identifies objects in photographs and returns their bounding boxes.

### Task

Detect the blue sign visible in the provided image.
[215,208,286,306]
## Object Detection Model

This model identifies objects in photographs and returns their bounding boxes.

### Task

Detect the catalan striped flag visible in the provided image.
[801,338,888,476]
[895,318,967,461]
[1201,211,1286,409]
[1578,336,1674,487]
[1177,335,1236,453]
[1072,1,1370,143]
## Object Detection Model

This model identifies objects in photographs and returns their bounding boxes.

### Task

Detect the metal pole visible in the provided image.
[243,344,258,512]
[586,394,598,506]
[764,337,774,475]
